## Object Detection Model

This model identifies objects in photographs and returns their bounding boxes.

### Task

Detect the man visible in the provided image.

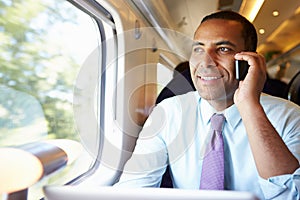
[115,11,300,199]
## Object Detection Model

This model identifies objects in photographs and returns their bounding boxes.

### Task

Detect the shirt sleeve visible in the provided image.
[115,105,169,187]
[258,167,300,199]
[258,98,300,199]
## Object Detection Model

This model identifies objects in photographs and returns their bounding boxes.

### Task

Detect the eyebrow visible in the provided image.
[216,40,236,47]
[192,40,236,48]
[192,41,203,46]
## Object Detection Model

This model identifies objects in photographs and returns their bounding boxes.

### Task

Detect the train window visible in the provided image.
[0,0,116,199]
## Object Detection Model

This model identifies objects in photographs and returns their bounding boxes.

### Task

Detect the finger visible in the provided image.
[235,52,266,73]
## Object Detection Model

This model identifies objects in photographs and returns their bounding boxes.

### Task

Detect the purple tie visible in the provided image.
[200,114,225,190]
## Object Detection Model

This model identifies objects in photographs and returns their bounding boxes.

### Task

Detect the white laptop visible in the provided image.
[43,186,259,200]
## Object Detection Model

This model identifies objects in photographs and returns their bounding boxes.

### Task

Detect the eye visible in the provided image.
[218,47,233,54]
[193,46,204,53]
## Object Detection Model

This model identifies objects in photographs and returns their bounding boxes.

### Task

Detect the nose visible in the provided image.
[199,51,217,68]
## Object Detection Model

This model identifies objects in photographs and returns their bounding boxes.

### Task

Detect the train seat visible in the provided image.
[285,71,300,105]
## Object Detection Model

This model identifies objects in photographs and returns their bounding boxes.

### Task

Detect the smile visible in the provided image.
[198,75,223,80]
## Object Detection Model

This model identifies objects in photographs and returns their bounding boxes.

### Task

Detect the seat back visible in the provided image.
[156,68,195,104]
[285,71,300,105]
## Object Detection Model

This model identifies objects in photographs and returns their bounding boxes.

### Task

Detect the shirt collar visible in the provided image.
[197,93,242,129]
[200,98,216,125]
[223,103,241,129]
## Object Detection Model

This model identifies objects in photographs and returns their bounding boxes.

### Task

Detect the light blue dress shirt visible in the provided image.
[116,91,300,200]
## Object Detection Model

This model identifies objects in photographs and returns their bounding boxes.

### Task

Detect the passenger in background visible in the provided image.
[263,50,288,99]
[115,11,300,200]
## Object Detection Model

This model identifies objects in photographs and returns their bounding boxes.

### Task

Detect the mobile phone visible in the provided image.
[235,60,250,80]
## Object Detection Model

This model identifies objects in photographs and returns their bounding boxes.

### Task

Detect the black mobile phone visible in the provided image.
[235,60,250,80]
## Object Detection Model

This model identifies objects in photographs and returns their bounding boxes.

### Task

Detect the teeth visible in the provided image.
[201,76,219,80]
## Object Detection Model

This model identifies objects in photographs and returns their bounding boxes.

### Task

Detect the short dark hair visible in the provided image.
[201,10,257,52]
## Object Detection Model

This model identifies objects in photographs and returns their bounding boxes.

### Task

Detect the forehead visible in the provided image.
[194,19,244,46]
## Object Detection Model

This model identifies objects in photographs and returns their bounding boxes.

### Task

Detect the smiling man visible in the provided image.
[115,11,300,200]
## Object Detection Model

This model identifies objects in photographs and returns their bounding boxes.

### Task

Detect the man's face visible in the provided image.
[190,19,245,109]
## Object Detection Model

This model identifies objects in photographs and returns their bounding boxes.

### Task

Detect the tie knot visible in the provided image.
[210,114,225,132]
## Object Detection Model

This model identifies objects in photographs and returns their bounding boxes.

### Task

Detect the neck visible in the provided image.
[207,98,234,112]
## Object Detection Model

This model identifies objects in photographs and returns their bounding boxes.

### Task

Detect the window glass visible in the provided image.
[0,0,114,199]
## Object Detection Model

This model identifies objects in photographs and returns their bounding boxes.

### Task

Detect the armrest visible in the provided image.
[0,139,82,199]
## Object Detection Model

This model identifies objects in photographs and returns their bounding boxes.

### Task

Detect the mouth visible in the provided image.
[197,75,223,81]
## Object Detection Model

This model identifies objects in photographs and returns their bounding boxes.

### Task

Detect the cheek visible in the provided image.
[223,68,239,92]
[189,66,196,74]
[189,54,200,69]
[190,66,197,80]
[189,66,198,87]
[222,60,236,80]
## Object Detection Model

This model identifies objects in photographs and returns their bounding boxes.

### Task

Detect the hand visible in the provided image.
[233,52,267,108]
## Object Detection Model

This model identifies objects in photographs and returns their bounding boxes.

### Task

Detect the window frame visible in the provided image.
[65,0,118,185]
